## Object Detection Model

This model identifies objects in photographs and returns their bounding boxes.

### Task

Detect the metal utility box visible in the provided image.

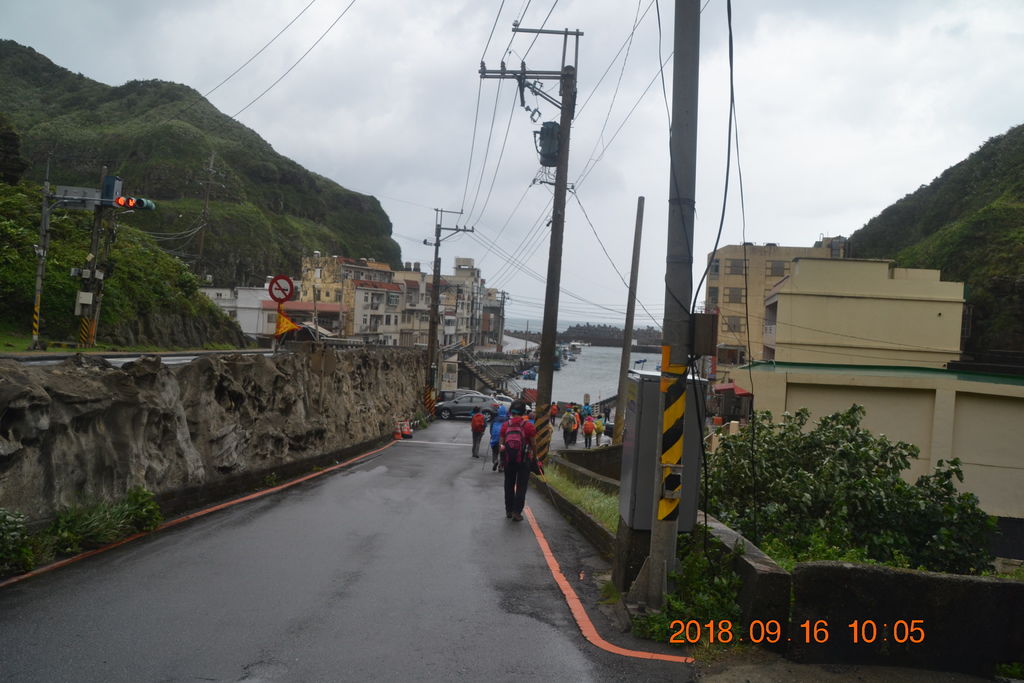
[618,369,707,533]
[619,370,661,530]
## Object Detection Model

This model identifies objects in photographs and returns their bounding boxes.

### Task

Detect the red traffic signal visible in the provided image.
[114,196,156,210]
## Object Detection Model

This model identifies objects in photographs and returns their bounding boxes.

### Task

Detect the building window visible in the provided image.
[727,259,746,275]
[766,260,788,278]
[725,287,745,304]
[267,313,276,324]
[387,293,399,306]
[315,268,322,279]
[709,258,720,278]
[706,287,718,305]
[362,315,368,325]
[722,316,745,333]
[385,314,391,325]
[363,293,369,303]
[717,346,746,365]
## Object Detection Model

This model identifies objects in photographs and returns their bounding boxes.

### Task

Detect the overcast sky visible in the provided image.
[4,0,1023,329]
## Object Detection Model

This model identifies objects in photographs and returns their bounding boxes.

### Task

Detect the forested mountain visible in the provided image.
[0,40,398,288]
[849,124,1024,351]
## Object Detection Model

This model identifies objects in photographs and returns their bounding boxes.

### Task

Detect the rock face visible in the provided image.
[0,347,425,521]
[105,309,247,349]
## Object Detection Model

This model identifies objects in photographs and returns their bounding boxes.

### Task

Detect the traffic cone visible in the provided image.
[401,419,413,439]
[393,420,402,440]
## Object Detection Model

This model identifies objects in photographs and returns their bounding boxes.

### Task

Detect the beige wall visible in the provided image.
[766,259,964,368]
[738,365,1024,519]
[706,242,833,372]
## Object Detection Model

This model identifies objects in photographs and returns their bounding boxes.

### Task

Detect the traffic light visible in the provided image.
[113,196,156,210]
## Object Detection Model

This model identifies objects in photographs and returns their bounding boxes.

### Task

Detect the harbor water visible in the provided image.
[514,345,662,405]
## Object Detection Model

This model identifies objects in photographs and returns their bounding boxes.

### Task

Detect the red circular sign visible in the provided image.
[268,274,295,303]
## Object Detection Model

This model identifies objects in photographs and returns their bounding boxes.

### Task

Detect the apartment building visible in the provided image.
[705,237,847,371]
[295,253,490,348]
[763,258,965,368]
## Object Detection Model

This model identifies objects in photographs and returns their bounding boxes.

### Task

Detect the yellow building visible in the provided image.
[706,238,846,373]
[763,258,965,368]
[737,361,1024,554]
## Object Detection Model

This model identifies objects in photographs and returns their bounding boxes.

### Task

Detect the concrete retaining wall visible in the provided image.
[0,347,425,522]
[790,561,1024,677]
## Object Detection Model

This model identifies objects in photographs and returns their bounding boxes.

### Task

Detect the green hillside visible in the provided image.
[0,40,399,288]
[0,181,244,347]
[849,124,1024,351]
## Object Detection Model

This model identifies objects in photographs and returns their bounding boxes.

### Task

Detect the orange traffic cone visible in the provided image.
[393,421,402,440]
[401,420,413,439]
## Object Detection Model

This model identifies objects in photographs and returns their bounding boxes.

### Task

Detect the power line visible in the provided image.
[571,190,663,329]
[231,0,358,119]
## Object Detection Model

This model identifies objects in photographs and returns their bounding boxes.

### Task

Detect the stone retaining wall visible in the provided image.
[0,347,425,522]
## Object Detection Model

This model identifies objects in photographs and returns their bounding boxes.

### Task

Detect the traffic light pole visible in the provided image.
[423,209,468,415]
[481,27,582,467]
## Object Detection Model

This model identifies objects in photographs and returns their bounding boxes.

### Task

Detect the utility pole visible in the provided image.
[76,166,107,347]
[423,208,469,414]
[613,196,645,444]
[498,290,507,352]
[196,152,215,276]
[481,25,582,465]
[631,0,701,609]
[29,155,53,350]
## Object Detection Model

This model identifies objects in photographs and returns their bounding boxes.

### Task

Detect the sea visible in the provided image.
[513,344,662,405]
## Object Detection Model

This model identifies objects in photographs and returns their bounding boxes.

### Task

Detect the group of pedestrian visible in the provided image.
[466,398,608,524]
[470,402,537,522]
[556,402,606,448]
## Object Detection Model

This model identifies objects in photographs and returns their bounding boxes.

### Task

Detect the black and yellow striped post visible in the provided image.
[422,385,435,418]
[658,350,688,523]
[532,405,552,465]
[78,316,91,348]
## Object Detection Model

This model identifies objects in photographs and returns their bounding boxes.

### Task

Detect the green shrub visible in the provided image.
[633,526,743,646]
[705,405,995,574]
[0,508,32,573]
[47,487,163,556]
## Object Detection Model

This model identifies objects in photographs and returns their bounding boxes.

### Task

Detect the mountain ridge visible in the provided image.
[849,123,1024,351]
[0,39,399,288]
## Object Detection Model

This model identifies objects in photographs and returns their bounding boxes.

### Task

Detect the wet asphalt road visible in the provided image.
[0,419,693,682]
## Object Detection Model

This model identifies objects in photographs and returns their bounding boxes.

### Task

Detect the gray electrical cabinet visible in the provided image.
[619,370,662,530]
[618,369,707,533]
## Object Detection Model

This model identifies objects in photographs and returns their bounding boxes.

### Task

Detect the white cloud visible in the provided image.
[2,0,1023,327]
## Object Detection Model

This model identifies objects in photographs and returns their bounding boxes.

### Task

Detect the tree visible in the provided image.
[0,113,29,185]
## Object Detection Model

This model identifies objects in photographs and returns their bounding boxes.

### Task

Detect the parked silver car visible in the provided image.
[435,394,500,420]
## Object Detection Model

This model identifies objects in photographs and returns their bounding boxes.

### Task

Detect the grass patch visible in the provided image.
[0,488,163,577]
[539,462,619,533]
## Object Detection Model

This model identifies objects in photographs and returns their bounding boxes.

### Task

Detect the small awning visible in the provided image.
[712,382,752,396]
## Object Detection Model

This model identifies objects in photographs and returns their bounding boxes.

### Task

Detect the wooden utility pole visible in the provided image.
[481,26,582,465]
[613,196,645,444]
[423,208,468,414]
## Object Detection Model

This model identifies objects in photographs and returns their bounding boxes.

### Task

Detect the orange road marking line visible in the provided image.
[523,506,694,664]
[0,441,397,590]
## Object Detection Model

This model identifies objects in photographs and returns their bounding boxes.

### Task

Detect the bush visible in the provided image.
[632,526,743,646]
[704,405,995,575]
[48,487,163,555]
[0,508,32,574]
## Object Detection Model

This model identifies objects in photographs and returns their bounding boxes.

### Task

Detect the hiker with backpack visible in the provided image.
[470,407,487,459]
[489,404,509,471]
[499,400,537,522]
[594,414,606,445]
[582,415,596,448]
[559,409,575,448]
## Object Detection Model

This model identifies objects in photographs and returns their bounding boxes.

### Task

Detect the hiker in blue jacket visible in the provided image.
[490,404,508,472]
